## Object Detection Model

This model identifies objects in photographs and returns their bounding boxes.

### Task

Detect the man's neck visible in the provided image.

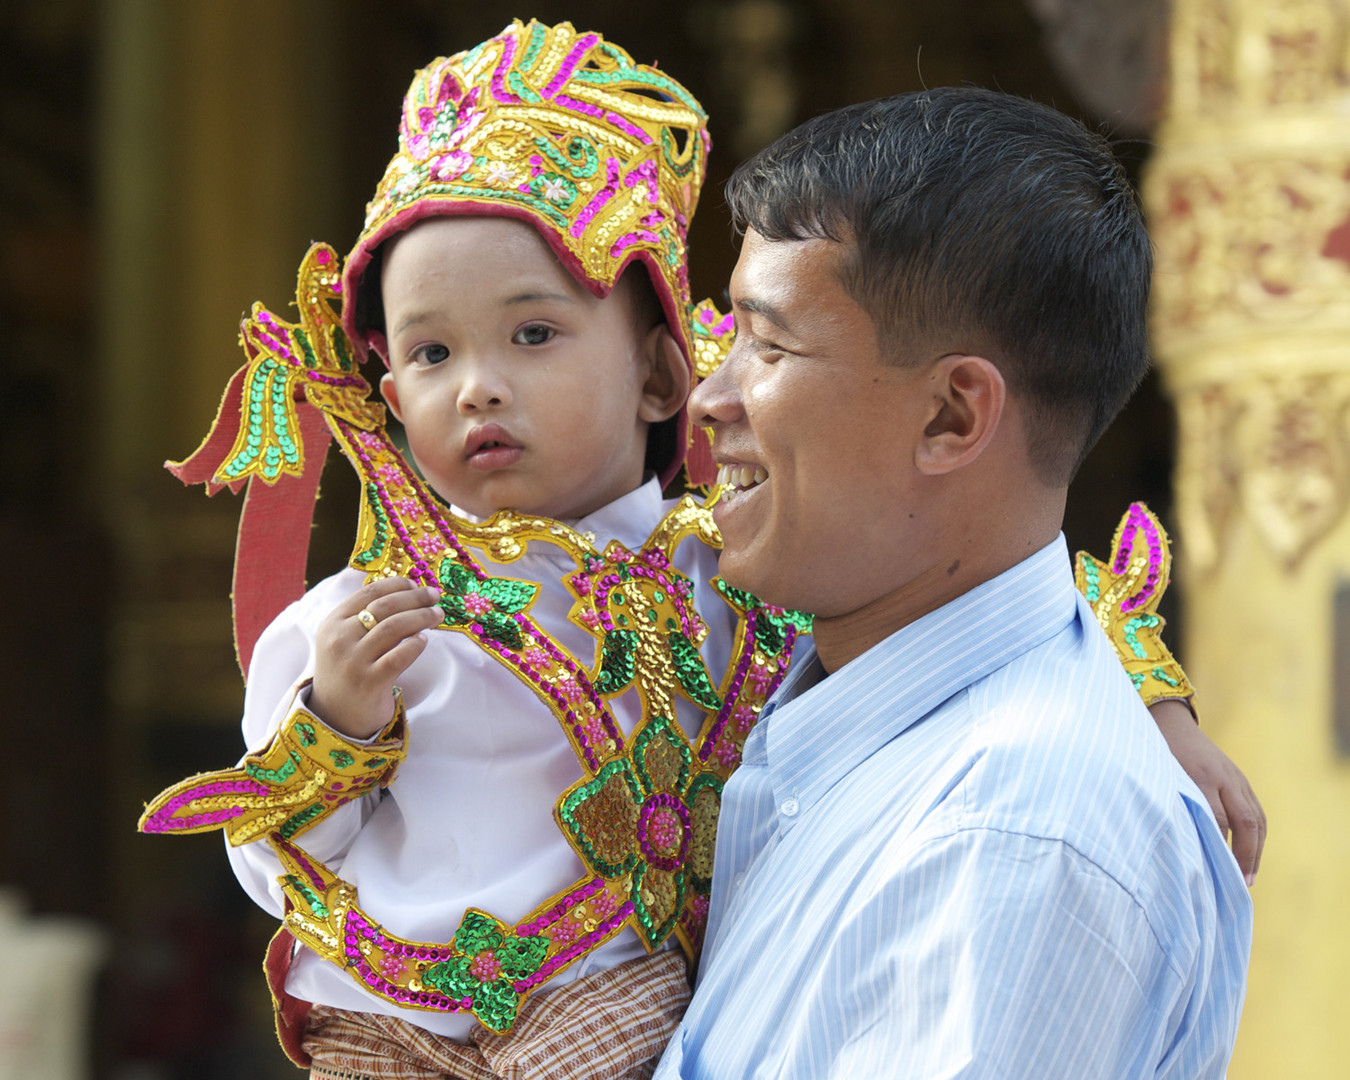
[811,519,1062,674]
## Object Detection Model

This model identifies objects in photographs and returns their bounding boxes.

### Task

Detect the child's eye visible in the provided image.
[512,324,555,346]
[413,343,450,365]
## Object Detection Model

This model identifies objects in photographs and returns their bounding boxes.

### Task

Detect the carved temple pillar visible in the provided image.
[1143,2,1350,1074]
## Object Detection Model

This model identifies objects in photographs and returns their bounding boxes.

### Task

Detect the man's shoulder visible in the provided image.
[950,602,1217,901]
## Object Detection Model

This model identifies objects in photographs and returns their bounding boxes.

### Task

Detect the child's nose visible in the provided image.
[456,358,510,412]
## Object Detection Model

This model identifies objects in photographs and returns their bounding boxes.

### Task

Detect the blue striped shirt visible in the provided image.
[656,536,1251,1078]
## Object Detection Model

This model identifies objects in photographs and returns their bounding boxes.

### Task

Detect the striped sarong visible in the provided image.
[303,950,690,1080]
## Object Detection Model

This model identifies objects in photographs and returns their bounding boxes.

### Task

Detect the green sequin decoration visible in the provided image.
[329,749,355,770]
[283,873,328,917]
[715,579,811,655]
[533,134,599,180]
[507,69,543,103]
[1080,554,1101,603]
[404,182,570,231]
[352,484,390,567]
[571,51,703,113]
[594,629,638,694]
[220,355,303,482]
[631,860,685,947]
[558,760,642,878]
[669,632,721,708]
[454,911,503,955]
[438,559,539,650]
[1123,614,1161,659]
[247,752,299,784]
[279,804,326,840]
[294,722,317,747]
[632,715,691,796]
[423,913,549,1032]
[517,21,546,72]
[1151,666,1180,688]
[525,171,578,208]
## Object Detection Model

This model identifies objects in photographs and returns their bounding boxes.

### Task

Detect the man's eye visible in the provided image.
[513,324,555,346]
[750,337,783,360]
[414,344,450,365]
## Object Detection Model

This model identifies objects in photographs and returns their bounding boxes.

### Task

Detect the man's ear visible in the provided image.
[379,371,405,423]
[915,355,1006,475]
[637,322,691,424]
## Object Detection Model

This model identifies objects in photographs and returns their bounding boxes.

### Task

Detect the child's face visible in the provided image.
[377,216,685,520]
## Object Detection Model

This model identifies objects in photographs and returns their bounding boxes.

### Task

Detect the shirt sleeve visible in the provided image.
[224,579,382,917]
[821,827,1190,1080]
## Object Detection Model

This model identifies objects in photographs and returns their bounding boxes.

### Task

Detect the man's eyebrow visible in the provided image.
[736,296,793,334]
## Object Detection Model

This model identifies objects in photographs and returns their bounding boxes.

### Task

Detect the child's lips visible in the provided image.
[465,424,523,470]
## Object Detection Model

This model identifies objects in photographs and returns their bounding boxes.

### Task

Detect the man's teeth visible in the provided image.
[716,464,768,490]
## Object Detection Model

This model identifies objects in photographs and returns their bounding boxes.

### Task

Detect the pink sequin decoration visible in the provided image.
[469,952,502,981]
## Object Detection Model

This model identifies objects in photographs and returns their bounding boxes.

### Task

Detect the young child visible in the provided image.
[144,22,751,1079]
[140,18,1248,1080]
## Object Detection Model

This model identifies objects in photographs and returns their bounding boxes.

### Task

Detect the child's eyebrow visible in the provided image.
[504,290,576,306]
[392,312,433,336]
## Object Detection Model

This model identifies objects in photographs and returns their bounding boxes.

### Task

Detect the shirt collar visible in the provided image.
[763,534,1079,827]
[565,476,666,552]
[454,478,667,569]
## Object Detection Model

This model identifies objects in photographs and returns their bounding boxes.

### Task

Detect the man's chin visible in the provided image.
[716,551,796,610]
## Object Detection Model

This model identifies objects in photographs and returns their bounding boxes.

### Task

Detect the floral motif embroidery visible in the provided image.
[558,715,722,946]
[421,912,549,1032]
[437,559,539,649]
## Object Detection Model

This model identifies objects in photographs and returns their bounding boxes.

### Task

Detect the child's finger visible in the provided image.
[336,576,433,618]
[354,603,445,657]
[347,585,442,632]
[372,631,434,683]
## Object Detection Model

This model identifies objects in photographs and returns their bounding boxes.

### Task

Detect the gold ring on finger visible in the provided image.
[357,608,378,632]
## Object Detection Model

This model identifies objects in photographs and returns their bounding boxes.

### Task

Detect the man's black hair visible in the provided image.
[723,87,1152,483]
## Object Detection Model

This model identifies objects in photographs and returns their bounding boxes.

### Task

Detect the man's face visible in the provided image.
[693,229,944,619]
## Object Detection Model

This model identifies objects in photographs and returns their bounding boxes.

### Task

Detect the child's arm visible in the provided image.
[1148,699,1265,885]
[222,576,438,915]
[308,576,444,738]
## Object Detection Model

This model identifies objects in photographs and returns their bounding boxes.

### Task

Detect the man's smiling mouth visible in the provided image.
[716,463,768,493]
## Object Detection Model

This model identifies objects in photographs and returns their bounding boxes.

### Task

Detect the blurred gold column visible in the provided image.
[97,0,339,923]
[1143,1,1350,1074]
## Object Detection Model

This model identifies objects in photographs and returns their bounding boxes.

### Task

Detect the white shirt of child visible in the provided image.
[226,479,730,1039]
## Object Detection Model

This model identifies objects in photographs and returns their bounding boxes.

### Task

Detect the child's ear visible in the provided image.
[379,371,405,423]
[915,355,1005,475]
[638,323,690,424]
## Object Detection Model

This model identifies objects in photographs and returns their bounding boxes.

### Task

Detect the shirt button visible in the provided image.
[780,796,799,817]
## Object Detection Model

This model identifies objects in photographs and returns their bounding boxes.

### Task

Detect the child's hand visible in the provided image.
[1148,699,1267,887]
[309,577,444,739]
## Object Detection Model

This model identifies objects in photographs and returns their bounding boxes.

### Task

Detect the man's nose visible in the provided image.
[689,346,743,428]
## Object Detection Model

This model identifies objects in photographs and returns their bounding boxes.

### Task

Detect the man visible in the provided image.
[654,88,1252,1078]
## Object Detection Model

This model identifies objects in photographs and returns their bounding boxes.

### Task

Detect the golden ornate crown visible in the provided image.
[342,19,710,375]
